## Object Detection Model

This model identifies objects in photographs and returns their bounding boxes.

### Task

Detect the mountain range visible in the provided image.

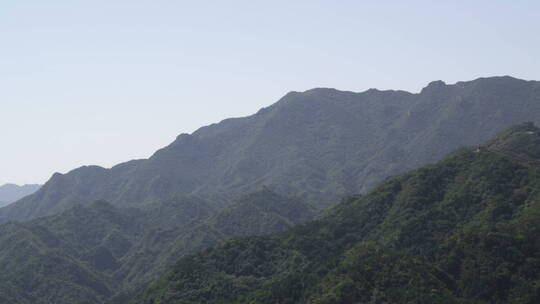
[0,184,41,208]
[2,76,540,223]
[1,76,540,303]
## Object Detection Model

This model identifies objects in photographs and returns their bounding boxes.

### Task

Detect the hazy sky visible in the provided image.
[1,1,539,185]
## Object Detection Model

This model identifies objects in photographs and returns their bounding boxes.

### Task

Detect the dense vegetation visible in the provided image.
[2,76,540,222]
[0,190,312,303]
[128,123,540,304]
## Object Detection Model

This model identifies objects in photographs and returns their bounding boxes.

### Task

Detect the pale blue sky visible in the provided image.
[1,1,539,185]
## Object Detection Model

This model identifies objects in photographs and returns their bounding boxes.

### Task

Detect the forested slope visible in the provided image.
[130,123,540,304]
[0,190,310,303]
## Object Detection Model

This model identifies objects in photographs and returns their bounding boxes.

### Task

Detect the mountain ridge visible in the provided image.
[2,76,540,223]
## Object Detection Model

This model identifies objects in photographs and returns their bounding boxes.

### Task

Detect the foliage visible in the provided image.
[129,124,540,304]
[0,190,312,303]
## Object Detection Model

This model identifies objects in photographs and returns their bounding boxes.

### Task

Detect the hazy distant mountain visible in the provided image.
[128,123,540,304]
[2,76,540,223]
[0,184,40,207]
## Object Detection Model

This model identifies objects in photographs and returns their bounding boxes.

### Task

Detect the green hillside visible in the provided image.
[0,190,312,303]
[0,201,133,304]
[129,123,540,304]
[116,189,313,289]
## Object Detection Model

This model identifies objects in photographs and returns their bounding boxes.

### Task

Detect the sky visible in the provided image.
[1,0,539,185]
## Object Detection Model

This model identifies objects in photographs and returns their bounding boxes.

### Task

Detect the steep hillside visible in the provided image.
[129,123,540,304]
[2,76,540,222]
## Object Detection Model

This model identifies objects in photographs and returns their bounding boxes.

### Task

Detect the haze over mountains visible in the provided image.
[1,76,540,303]
[0,184,41,208]
[1,76,539,223]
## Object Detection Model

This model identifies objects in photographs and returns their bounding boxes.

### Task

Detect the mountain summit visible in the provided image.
[2,76,540,222]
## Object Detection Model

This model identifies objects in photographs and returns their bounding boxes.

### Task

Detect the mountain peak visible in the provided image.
[428,80,446,86]
[3,76,540,223]
[420,80,448,94]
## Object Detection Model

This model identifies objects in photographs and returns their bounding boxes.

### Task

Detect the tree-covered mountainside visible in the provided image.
[115,189,314,289]
[0,189,312,304]
[128,123,540,304]
[0,184,40,207]
[0,201,137,304]
[2,76,540,222]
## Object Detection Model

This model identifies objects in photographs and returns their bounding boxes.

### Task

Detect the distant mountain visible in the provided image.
[2,76,540,223]
[0,189,311,304]
[0,184,40,207]
[128,123,540,304]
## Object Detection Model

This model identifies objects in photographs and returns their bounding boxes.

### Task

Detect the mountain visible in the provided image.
[128,122,540,304]
[0,184,40,207]
[2,76,540,223]
[0,189,312,304]
[0,201,140,304]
